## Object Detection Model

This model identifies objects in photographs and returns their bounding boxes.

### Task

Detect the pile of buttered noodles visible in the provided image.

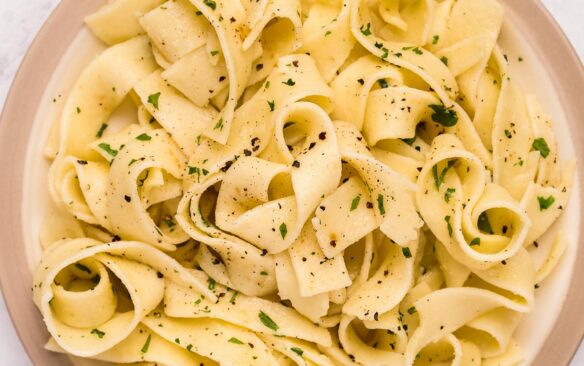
[35,0,575,365]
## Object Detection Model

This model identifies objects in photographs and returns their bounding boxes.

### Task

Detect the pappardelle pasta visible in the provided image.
[35,0,575,365]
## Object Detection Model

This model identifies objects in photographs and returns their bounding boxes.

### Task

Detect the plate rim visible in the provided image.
[0,0,582,365]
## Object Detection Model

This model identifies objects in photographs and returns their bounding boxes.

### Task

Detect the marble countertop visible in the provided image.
[0,1,582,365]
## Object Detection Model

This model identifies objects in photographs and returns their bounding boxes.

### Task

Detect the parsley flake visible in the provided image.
[445,215,453,237]
[477,212,494,234]
[228,337,244,344]
[268,100,275,112]
[214,118,224,130]
[203,0,216,10]
[444,188,456,202]
[377,194,385,215]
[91,328,105,338]
[429,104,458,127]
[470,237,481,246]
[360,23,372,36]
[402,247,412,258]
[350,195,361,211]
[279,223,287,239]
[98,143,118,157]
[258,311,279,331]
[433,160,457,190]
[283,78,296,86]
[141,334,152,353]
[532,138,550,158]
[96,123,108,138]
[136,133,151,141]
[147,92,161,109]
[538,195,555,210]
[291,347,304,357]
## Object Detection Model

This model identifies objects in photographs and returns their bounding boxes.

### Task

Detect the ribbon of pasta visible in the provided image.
[32,239,214,357]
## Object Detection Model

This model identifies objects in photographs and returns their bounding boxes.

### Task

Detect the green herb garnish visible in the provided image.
[538,195,555,210]
[136,133,151,141]
[258,311,279,331]
[279,223,287,239]
[429,104,458,127]
[377,194,385,215]
[350,195,361,211]
[147,92,161,109]
[532,138,550,158]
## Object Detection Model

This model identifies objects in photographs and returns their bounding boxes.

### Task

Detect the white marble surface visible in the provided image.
[0,0,582,365]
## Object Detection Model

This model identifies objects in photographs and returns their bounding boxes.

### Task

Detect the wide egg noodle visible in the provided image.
[416,134,530,269]
[214,104,341,254]
[106,129,189,250]
[33,238,214,357]
[45,324,216,366]
[300,0,356,83]
[163,272,332,347]
[57,36,158,160]
[175,172,278,296]
[187,54,333,181]
[85,0,165,45]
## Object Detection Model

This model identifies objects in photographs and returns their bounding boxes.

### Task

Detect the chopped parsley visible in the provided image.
[432,160,457,190]
[98,143,118,157]
[279,223,287,239]
[401,137,416,145]
[214,118,224,130]
[407,306,417,314]
[377,194,385,215]
[360,23,372,36]
[91,328,105,338]
[147,92,161,109]
[445,215,453,237]
[403,46,423,55]
[504,129,513,139]
[136,133,151,141]
[532,138,550,158]
[210,50,219,56]
[141,334,152,353]
[429,104,458,127]
[537,195,555,210]
[203,0,216,10]
[208,278,216,290]
[268,100,275,112]
[432,35,440,44]
[229,290,239,304]
[258,311,279,331]
[477,212,494,234]
[402,247,412,258]
[444,188,456,202]
[378,79,389,89]
[282,78,296,86]
[440,56,449,66]
[350,195,361,211]
[96,123,108,138]
[291,347,304,357]
[470,237,481,246]
[228,337,244,344]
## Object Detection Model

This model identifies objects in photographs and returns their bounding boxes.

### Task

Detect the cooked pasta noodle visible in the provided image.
[34,0,575,365]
